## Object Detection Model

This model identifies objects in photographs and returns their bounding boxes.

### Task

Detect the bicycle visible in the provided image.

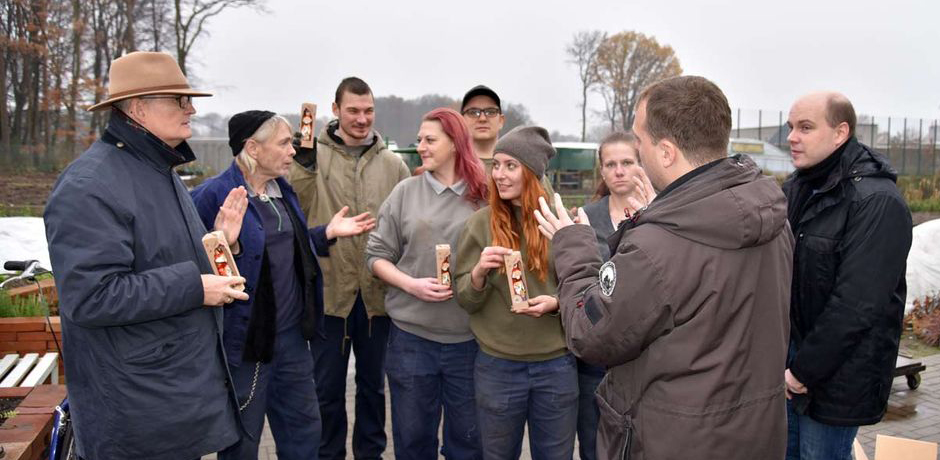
[1,260,75,460]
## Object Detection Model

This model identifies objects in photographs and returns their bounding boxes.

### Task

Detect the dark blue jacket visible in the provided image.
[44,110,240,460]
[191,162,328,367]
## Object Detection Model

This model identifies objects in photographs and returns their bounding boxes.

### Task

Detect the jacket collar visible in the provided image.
[785,137,898,225]
[225,161,296,204]
[319,119,383,157]
[104,108,196,173]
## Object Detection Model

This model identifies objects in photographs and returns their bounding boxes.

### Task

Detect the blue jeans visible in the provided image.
[386,324,481,460]
[576,360,604,460]
[312,294,391,460]
[474,351,578,460]
[219,325,321,460]
[786,399,858,460]
[785,339,858,460]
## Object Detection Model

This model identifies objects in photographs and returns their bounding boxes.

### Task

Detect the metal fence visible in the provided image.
[732,109,940,176]
[187,111,940,179]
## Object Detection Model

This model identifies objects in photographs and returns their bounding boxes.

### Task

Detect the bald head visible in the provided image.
[793,92,856,137]
[787,92,855,169]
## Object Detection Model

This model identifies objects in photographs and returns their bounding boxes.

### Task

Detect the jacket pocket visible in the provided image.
[596,393,634,460]
[122,327,199,366]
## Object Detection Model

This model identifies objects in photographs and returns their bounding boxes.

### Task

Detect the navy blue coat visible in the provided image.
[43,111,240,459]
[190,162,328,367]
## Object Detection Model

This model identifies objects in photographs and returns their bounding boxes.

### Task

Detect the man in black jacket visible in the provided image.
[782,92,912,460]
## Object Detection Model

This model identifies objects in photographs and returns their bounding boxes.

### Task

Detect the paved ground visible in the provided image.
[207,353,940,460]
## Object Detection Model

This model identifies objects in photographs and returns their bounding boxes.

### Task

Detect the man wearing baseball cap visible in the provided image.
[44,51,246,459]
[461,85,505,173]
[461,85,555,196]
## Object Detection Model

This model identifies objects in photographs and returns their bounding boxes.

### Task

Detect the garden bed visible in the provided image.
[0,385,66,460]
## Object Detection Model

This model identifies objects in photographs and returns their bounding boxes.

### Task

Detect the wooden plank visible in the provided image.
[21,352,58,386]
[874,434,937,460]
[0,353,38,387]
[0,353,19,380]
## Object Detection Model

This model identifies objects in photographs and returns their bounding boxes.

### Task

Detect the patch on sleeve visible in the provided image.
[584,296,604,325]
[599,261,616,297]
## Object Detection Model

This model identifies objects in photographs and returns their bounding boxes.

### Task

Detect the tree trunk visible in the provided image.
[581,86,588,142]
[65,0,83,159]
[123,0,137,51]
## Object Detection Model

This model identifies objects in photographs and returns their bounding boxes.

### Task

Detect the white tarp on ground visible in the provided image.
[907,218,940,314]
[0,217,51,275]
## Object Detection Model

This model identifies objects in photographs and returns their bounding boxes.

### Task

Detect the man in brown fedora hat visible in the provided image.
[45,51,248,460]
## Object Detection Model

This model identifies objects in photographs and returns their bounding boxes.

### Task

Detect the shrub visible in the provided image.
[0,291,48,317]
[908,295,940,347]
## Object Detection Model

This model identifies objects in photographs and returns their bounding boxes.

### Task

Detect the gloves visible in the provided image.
[292,131,317,170]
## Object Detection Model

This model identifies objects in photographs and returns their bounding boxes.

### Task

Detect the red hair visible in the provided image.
[423,108,488,204]
[488,168,550,281]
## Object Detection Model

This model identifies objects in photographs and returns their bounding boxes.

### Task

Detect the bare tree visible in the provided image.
[595,31,682,131]
[173,0,263,75]
[566,30,605,141]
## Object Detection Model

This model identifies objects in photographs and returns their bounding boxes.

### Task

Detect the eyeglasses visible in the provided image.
[140,95,193,109]
[462,107,501,119]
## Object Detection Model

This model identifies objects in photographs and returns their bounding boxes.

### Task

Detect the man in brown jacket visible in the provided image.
[535,75,792,459]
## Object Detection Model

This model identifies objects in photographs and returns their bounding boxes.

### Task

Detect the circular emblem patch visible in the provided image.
[599,261,617,297]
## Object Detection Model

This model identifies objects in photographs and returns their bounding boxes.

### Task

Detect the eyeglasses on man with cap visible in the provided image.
[462,107,501,118]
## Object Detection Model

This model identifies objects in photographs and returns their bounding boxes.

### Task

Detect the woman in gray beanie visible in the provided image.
[455,126,578,460]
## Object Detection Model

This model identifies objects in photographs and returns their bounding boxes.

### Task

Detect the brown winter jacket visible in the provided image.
[288,121,411,319]
[552,156,793,460]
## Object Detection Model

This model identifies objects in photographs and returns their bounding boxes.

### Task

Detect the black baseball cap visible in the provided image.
[461,85,501,111]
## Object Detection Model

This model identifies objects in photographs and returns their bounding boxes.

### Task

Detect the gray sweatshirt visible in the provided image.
[366,172,483,343]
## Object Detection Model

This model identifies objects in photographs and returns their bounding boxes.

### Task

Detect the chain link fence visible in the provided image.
[732,109,940,176]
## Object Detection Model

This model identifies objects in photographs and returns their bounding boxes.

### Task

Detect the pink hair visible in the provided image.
[423,108,488,204]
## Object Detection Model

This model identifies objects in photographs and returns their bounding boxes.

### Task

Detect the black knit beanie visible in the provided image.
[228,110,275,155]
[493,126,556,179]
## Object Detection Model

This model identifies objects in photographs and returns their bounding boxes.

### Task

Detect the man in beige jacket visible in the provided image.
[289,76,410,460]
[536,75,791,460]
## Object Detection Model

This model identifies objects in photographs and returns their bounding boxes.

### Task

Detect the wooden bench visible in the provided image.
[0,352,59,387]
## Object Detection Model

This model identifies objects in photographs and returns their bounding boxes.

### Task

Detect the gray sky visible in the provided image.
[194,0,940,136]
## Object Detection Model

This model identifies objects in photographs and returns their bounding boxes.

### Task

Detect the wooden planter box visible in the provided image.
[0,384,67,460]
[0,317,65,383]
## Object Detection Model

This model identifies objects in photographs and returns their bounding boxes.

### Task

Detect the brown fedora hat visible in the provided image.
[87,51,211,112]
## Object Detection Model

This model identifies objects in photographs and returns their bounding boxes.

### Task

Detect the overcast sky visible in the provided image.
[192,0,940,136]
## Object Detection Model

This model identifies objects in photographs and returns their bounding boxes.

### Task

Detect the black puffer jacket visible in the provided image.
[783,137,912,426]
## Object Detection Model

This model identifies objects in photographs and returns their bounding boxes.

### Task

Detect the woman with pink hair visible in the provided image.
[365,108,487,459]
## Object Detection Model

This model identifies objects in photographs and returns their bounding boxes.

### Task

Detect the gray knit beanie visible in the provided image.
[493,126,556,179]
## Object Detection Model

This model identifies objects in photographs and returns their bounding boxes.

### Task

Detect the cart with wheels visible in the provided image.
[894,353,926,390]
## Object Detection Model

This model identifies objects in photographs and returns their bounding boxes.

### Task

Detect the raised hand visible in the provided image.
[626,168,657,218]
[326,206,377,239]
[534,193,589,240]
[214,186,248,250]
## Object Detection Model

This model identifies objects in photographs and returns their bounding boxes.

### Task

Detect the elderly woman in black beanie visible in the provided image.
[191,110,375,460]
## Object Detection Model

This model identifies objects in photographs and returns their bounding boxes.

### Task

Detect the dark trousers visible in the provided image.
[313,294,391,460]
[576,359,604,460]
[386,323,481,460]
[219,325,321,460]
